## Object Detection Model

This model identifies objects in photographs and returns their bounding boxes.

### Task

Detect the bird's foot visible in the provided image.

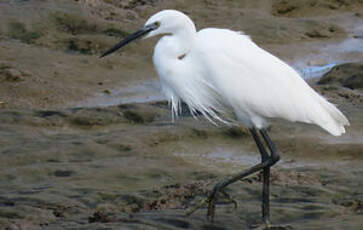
[186,182,237,222]
[219,189,238,209]
[251,223,293,230]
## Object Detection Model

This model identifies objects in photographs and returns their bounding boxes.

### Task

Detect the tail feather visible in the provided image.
[314,94,349,136]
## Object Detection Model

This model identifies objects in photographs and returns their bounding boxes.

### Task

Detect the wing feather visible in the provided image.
[193,28,349,134]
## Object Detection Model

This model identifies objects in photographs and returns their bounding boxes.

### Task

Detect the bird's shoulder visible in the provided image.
[197,28,251,40]
[195,28,253,50]
[193,28,260,62]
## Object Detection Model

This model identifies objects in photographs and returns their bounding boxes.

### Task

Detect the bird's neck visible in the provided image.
[155,27,196,61]
[174,28,196,58]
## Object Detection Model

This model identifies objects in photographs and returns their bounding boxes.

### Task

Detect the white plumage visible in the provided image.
[147,10,349,136]
[100,9,351,224]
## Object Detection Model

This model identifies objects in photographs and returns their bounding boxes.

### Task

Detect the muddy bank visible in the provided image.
[1,61,363,229]
[318,62,363,89]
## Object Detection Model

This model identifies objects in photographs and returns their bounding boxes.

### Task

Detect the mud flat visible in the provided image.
[0,63,362,229]
[0,0,363,229]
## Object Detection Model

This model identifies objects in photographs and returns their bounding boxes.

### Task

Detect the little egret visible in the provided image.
[101,9,349,227]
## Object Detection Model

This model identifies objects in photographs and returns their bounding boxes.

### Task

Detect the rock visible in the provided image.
[88,210,111,223]
[318,62,363,89]
[68,107,127,126]
[0,63,32,83]
[103,89,111,94]
[53,170,75,177]
[118,104,158,124]
[1,68,23,82]
[343,74,363,89]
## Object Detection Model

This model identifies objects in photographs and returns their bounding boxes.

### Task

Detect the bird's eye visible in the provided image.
[154,21,160,27]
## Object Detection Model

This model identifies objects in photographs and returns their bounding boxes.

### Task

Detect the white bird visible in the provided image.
[101,9,349,227]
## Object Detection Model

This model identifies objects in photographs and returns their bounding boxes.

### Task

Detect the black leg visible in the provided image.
[187,127,280,225]
[250,128,271,225]
[203,158,274,221]
[204,128,280,221]
[259,129,280,225]
[250,128,270,160]
[259,129,280,162]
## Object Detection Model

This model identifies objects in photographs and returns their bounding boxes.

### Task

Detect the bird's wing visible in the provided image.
[193,28,348,135]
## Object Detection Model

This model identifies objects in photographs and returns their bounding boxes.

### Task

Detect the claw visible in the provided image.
[185,190,218,221]
[220,189,238,209]
[186,185,238,222]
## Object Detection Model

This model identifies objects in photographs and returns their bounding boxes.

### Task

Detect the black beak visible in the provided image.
[100,24,157,58]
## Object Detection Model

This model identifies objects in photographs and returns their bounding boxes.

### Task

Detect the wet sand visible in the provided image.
[0,94,362,230]
[1,0,363,229]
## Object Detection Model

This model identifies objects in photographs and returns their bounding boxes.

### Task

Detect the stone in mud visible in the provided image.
[0,68,23,82]
[123,110,145,123]
[53,170,75,177]
[318,62,363,89]
[343,74,363,89]
[119,104,161,124]
[0,65,32,83]
[108,143,132,152]
[69,107,126,126]
[35,110,67,118]
[88,210,111,223]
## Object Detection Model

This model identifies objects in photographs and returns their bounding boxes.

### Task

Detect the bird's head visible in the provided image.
[100,10,195,58]
[143,10,195,39]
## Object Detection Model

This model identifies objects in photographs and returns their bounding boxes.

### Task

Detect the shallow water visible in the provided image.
[296,63,337,80]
